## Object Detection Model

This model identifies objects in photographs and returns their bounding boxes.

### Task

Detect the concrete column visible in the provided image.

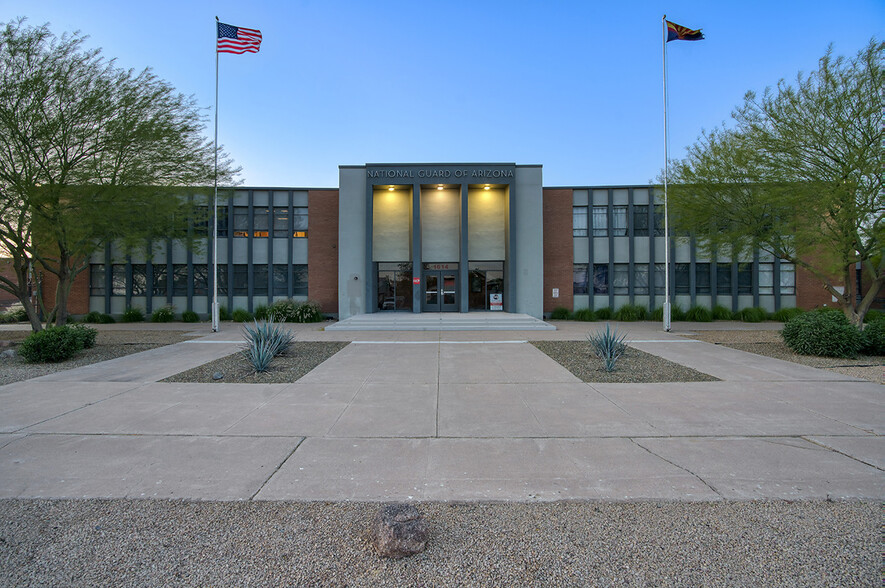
[411,184,422,313]
[459,183,469,313]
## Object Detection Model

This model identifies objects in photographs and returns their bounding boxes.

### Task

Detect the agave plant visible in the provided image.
[241,317,295,372]
[587,324,628,372]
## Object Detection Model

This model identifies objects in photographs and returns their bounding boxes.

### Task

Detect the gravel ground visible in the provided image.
[681,329,885,384]
[0,330,200,386]
[0,499,877,587]
[161,342,349,384]
[532,341,719,383]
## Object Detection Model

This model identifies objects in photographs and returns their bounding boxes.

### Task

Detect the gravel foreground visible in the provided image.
[0,499,877,587]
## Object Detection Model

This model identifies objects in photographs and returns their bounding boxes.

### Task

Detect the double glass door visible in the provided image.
[423,270,458,312]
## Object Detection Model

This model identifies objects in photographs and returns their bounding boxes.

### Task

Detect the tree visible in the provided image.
[667,39,884,326]
[0,19,238,330]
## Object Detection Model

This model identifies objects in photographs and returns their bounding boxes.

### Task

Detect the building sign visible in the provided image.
[367,165,515,181]
[490,293,503,311]
[424,263,457,271]
[552,288,559,298]
[413,277,421,285]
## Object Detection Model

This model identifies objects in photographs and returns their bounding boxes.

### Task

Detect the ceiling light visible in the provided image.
[437,185,443,190]
[388,186,394,191]
[483,185,490,190]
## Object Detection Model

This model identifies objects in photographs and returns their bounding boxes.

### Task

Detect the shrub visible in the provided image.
[859,320,885,356]
[735,307,767,323]
[121,307,145,323]
[614,304,646,321]
[151,305,175,323]
[241,318,295,372]
[594,307,613,320]
[864,310,884,324]
[269,299,297,322]
[254,305,270,321]
[292,300,324,323]
[771,307,804,322]
[70,324,97,349]
[782,310,862,358]
[573,308,595,321]
[653,305,685,321]
[0,307,27,323]
[550,306,572,320]
[685,305,713,322]
[82,311,103,323]
[181,310,200,323]
[219,305,232,321]
[231,308,253,322]
[18,326,84,363]
[587,324,628,372]
[712,305,734,321]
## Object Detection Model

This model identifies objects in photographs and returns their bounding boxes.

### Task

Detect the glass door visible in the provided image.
[423,269,458,311]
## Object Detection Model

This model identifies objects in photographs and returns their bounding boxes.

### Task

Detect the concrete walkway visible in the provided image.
[0,321,881,502]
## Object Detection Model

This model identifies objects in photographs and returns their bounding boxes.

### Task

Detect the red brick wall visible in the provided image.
[795,260,885,311]
[308,189,339,315]
[38,265,90,315]
[542,188,574,314]
[0,259,22,309]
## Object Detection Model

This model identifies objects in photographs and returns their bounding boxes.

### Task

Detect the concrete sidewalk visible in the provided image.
[0,322,881,502]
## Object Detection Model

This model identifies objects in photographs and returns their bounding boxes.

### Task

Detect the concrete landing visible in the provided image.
[325,312,556,331]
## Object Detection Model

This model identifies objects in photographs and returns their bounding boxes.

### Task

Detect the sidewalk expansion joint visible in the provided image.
[801,436,884,472]
[630,437,723,499]
[10,384,145,434]
[249,437,306,501]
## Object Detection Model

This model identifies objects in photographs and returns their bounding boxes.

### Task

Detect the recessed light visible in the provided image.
[437,185,443,190]
[388,186,394,191]
[483,186,490,190]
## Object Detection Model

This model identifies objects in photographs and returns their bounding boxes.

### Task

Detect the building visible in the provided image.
[66,162,815,320]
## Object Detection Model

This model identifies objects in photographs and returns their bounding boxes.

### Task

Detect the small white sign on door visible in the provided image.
[490,293,503,311]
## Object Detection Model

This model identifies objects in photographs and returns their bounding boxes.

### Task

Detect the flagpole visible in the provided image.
[212,16,220,332]
[662,15,672,332]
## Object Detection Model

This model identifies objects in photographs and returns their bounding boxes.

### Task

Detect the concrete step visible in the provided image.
[325,312,556,331]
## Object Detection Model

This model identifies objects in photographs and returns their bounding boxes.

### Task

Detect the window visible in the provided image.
[132,265,147,296]
[612,206,627,237]
[293,264,308,296]
[273,208,289,238]
[613,264,629,295]
[233,207,249,237]
[716,263,733,293]
[253,207,269,238]
[593,264,608,294]
[377,262,411,310]
[193,206,208,237]
[193,265,208,296]
[675,263,690,294]
[695,263,711,294]
[216,207,229,238]
[217,264,228,296]
[654,263,666,295]
[273,264,288,296]
[758,263,773,294]
[152,265,168,296]
[232,265,248,295]
[172,264,188,296]
[592,206,607,237]
[633,265,649,294]
[90,265,106,296]
[573,263,589,295]
[293,206,308,238]
[737,263,753,294]
[780,262,796,294]
[573,206,588,237]
[111,264,126,296]
[653,205,666,236]
[633,205,649,237]
[253,265,268,296]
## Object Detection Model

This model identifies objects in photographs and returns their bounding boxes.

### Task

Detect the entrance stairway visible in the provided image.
[325,312,556,331]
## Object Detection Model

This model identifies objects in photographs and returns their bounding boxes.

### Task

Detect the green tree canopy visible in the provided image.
[0,18,239,330]
[667,39,884,325]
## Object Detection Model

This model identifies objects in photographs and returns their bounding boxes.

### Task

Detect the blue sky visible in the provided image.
[3,1,882,188]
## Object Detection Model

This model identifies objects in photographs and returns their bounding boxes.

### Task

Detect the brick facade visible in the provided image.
[38,265,90,316]
[308,189,339,314]
[542,188,574,314]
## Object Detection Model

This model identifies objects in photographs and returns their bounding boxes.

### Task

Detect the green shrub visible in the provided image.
[18,326,84,363]
[550,306,572,320]
[232,308,253,322]
[712,305,734,321]
[151,305,175,323]
[587,324,628,372]
[650,305,685,321]
[82,311,103,323]
[735,307,767,323]
[241,318,295,372]
[573,308,595,321]
[782,310,862,358]
[219,305,232,321]
[254,305,270,321]
[685,305,713,322]
[771,307,804,322]
[594,307,613,320]
[121,307,145,323]
[864,310,884,324]
[0,307,27,323]
[292,300,324,323]
[181,310,200,323]
[614,304,646,321]
[859,320,885,355]
[70,324,97,349]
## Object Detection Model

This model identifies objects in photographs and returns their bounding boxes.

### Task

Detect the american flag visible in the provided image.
[217,22,262,54]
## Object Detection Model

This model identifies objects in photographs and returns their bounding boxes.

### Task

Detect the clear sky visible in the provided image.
[3,1,882,188]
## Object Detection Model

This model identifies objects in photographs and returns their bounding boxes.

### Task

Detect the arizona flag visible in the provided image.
[217,22,262,54]
[666,20,704,42]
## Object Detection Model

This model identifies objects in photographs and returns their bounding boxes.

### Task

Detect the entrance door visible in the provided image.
[423,270,458,312]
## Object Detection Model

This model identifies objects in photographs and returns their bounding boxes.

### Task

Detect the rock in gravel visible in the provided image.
[1,349,15,358]
[370,503,428,559]
[212,371,224,380]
